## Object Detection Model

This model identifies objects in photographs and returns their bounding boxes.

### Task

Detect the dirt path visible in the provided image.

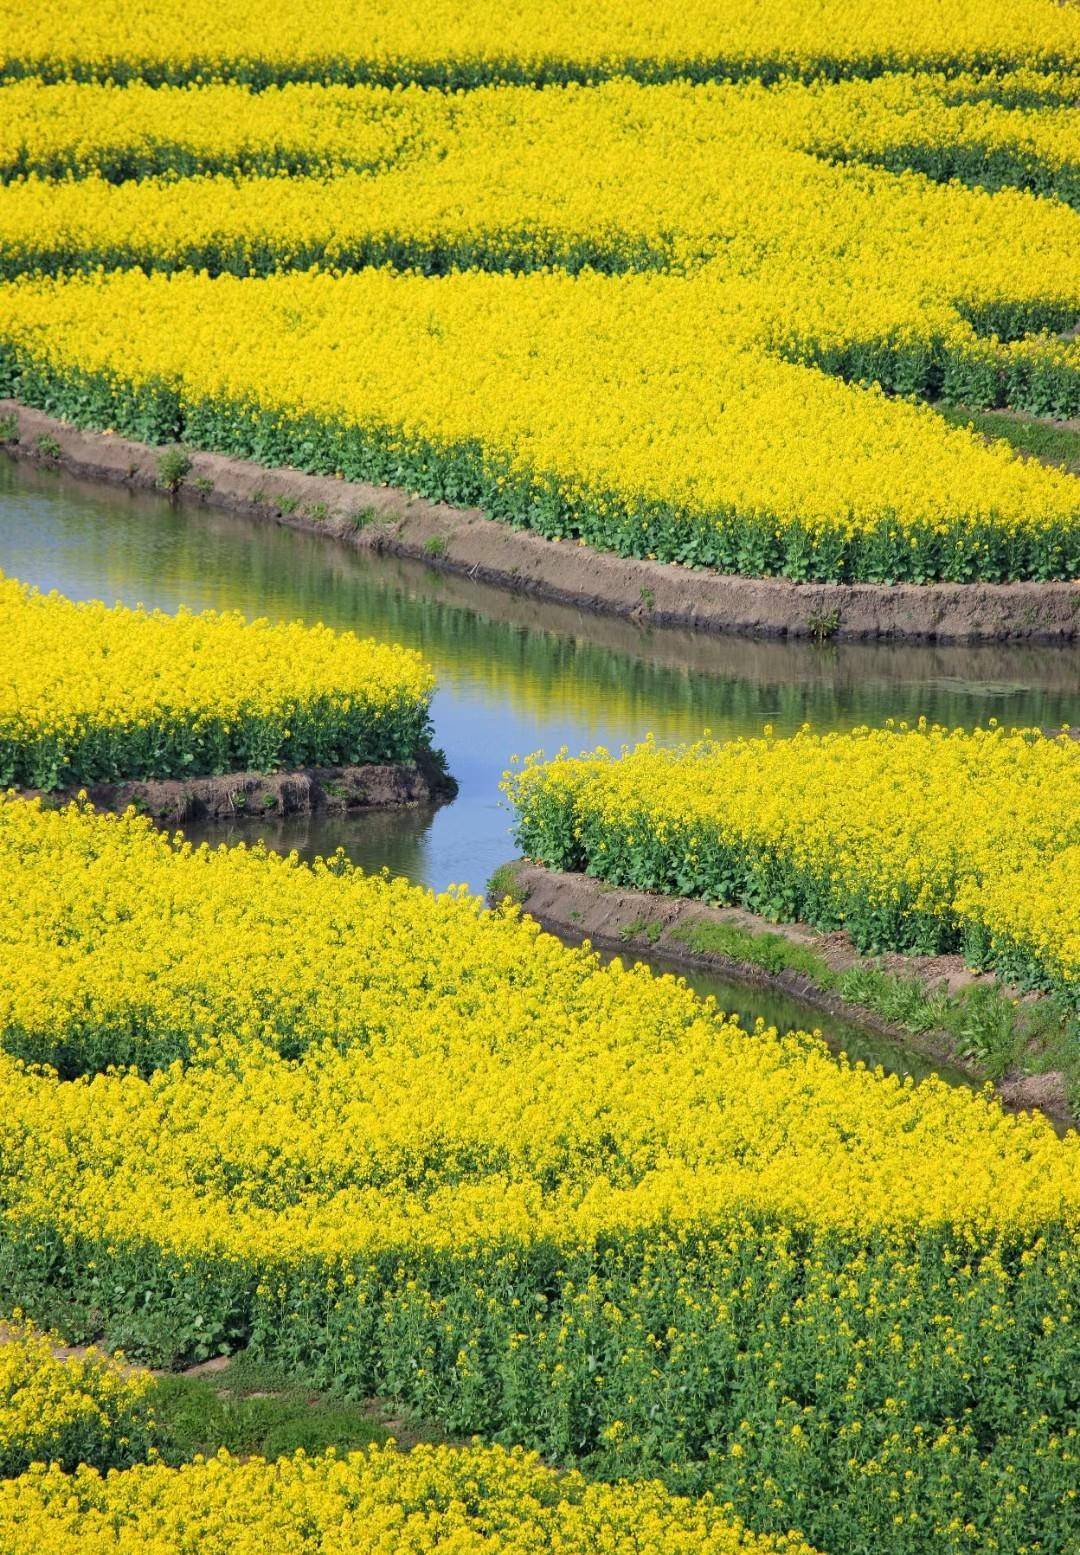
[4,401,1077,644]
[495,859,1072,1128]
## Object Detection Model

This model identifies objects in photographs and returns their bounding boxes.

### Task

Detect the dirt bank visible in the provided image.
[494,859,1073,1127]
[23,754,456,823]
[4,401,1077,644]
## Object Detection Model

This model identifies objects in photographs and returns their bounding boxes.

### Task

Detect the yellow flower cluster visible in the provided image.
[0,797,1077,1550]
[0,0,1076,86]
[0,1321,155,1476]
[0,1445,816,1555]
[1,78,1076,309]
[506,722,1080,999]
[0,795,1075,1243]
[0,574,436,788]
[0,71,1075,197]
[1,268,1077,584]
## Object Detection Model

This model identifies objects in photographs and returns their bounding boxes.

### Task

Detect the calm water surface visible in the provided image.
[3,458,1077,1086]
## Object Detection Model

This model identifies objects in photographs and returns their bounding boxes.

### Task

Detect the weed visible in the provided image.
[34,434,61,459]
[277,494,299,515]
[350,506,378,530]
[639,585,655,611]
[619,918,663,945]
[487,862,526,906]
[252,487,266,505]
[193,475,214,496]
[156,447,192,493]
[306,501,329,523]
[423,535,448,559]
[806,606,841,644]
[0,411,18,444]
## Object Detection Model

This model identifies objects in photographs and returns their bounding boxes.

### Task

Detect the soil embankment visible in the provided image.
[493,858,1073,1127]
[23,754,456,823]
[4,401,1077,644]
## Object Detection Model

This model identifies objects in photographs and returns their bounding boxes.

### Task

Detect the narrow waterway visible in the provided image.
[3,456,1077,1086]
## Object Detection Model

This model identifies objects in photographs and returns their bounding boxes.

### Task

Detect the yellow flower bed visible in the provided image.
[0,0,1076,87]
[506,722,1080,1002]
[0,71,1075,198]
[0,797,1078,1552]
[0,574,436,788]
[0,1321,155,1476]
[0,1445,817,1555]
[1,269,1077,584]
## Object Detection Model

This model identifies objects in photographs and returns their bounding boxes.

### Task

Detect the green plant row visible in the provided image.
[830,143,1080,209]
[3,352,1077,585]
[2,1214,1077,1555]
[6,51,1079,91]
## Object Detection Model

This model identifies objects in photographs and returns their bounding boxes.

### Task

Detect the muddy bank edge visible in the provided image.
[492,858,1074,1127]
[3,401,1078,644]
[20,754,456,823]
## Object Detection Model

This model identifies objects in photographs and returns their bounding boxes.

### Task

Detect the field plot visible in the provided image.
[507,723,1080,1008]
[1,0,1077,85]
[0,3,1078,1553]
[0,574,435,788]
[0,797,1079,1554]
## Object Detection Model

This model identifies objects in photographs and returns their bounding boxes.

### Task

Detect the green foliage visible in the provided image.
[33,433,61,458]
[156,445,191,492]
[935,403,1080,474]
[423,535,448,559]
[618,916,663,945]
[0,411,18,444]
[151,1354,397,1464]
[486,861,526,906]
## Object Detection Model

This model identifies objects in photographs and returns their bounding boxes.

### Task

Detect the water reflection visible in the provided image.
[3,456,1077,898]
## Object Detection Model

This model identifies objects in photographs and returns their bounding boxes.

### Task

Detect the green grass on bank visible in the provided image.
[151,1352,445,1463]
[935,403,1080,474]
[667,916,1077,1093]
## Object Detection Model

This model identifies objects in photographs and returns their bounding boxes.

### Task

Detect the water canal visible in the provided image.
[3,455,1076,1087]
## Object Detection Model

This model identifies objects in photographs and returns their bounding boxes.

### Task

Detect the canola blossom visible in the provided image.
[0,72,1075,196]
[0,574,436,788]
[0,798,1078,1553]
[0,0,1077,88]
[1,269,1077,585]
[507,722,1080,1007]
[0,1445,819,1555]
[0,1322,155,1477]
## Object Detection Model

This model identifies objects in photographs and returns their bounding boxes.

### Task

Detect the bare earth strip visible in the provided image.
[495,858,1073,1127]
[3,401,1077,644]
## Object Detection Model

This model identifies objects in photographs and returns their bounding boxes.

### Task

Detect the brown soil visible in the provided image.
[496,859,1072,1128]
[4,400,1077,644]
[22,754,456,823]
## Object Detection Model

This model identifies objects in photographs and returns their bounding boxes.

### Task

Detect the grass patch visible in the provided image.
[33,433,61,459]
[423,535,448,559]
[671,915,1076,1085]
[618,917,663,946]
[671,917,827,979]
[0,411,18,444]
[936,404,1080,474]
[151,1352,414,1464]
[487,861,526,906]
